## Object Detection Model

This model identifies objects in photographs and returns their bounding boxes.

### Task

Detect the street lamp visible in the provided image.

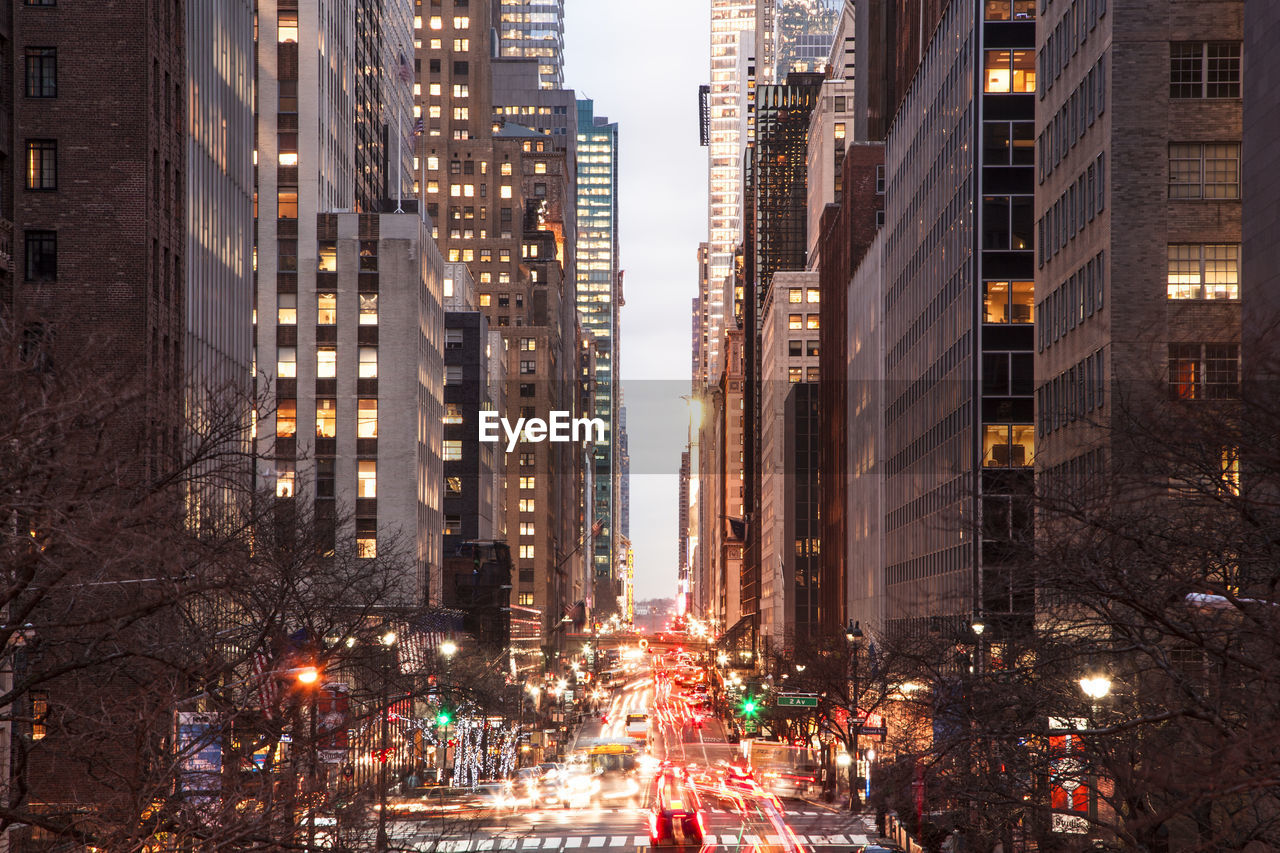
[375,631,398,852]
[846,620,864,812]
[1079,674,1111,701]
[439,639,458,658]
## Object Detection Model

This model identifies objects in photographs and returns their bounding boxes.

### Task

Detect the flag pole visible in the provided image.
[395,45,405,214]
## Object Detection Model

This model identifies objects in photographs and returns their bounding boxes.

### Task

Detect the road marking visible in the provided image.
[498,839,519,849]
[442,842,470,852]
[522,839,543,848]
[588,837,606,847]
[767,835,783,844]
[474,840,495,850]
[563,838,582,848]
[609,836,628,846]
[828,835,850,844]
[633,836,649,846]
[744,835,762,845]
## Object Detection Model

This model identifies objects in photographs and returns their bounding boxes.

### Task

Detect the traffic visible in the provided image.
[380,631,884,852]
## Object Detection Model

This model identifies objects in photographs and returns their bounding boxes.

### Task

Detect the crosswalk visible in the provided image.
[401,833,872,850]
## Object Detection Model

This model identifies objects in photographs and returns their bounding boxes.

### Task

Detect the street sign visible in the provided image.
[776,694,819,708]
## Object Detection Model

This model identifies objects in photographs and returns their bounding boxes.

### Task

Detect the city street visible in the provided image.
[387,676,875,852]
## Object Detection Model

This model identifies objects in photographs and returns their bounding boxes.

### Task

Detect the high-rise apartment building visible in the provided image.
[1033,0,1241,511]
[416,1,586,652]
[576,99,620,615]
[255,1,443,603]
[880,0,1036,637]
[498,0,565,90]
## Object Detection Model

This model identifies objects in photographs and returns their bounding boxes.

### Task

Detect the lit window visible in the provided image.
[357,399,378,438]
[31,691,48,741]
[520,522,536,536]
[500,185,513,198]
[318,243,337,272]
[520,337,537,351]
[357,536,377,558]
[453,16,469,28]
[276,400,297,437]
[1167,244,1240,300]
[358,347,378,378]
[806,315,820,330]
[447,477,463,493]
[806,289,820,303]
[501,163,513,176]
[479,294,491,307]
[316,399,336,438]
[519,476,536,490]
[359,294,378,325]
[788,366,802,383]
[428,15,442,29]
[453,84,469,98]
[788,314,802,330]
[317,293,336,324]
[277,292,297,325]
[317,347,336,378]
[444,439,463,461]
[277,189,298,218]
[277,347,297,378]
[443,404,464,424]
[518,593,535,606]
[453,39,470,51]
[358,459,376,498]
[519,498,536,513]
[519,544,535,560]
[276,461,295,497]
[788,288,802,303]
[25,139,56,189]
[429,82,442,96]
[984,49,1035,93]
[535,162,547,174]
[427,180,439,194]
[278,151,298,167]
[277,12,298,42]
[427,155,440,170]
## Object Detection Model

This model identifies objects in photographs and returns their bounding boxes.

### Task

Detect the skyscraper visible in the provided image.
[576,99,621,615]
[498,0,565,90]
[879,0,1036,637]
[757,0,842,83]
[705,1,757,383]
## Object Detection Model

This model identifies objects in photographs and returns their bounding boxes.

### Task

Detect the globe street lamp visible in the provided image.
[375,630,397,852]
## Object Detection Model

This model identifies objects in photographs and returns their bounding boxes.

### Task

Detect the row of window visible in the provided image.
[1039,0,1105,99]
[276,399,378,439]
[983,280,1035,324]
[984,0,1035,21]
[277,347,378,378]
[1038,250,1105,353]
[983,49,1036,94]
[1038,152,1105,267]
[1169,143,1240,201]
[1038,53,1105,184]
[1171,42,1241,100]
[274,293,377,325]
[788,366,820,383]
[276,459,377,500]
[788,340,820,357]
[1037,348,1105,436]
[982,423,1035,467]
[787,314,820,330]
[787,287,820,304]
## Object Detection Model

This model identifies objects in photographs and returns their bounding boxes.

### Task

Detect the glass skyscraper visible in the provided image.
[576,99,621,611]
[499,0,565,89]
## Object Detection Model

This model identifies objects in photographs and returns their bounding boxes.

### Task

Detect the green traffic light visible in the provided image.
[437,710,452,726]
[741,698,758,716]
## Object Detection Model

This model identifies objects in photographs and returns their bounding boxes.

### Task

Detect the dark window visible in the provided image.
[25,230,56,280]
[453,61,469,76]
[25,0,56,6]
[25,48,56,97]
[1171,42,1241,99]
[520,383,536,397]
[26,140,57,190]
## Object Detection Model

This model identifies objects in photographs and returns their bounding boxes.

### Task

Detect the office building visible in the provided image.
[880,0,1035,637]
[805,5,855,269]
[1244,0,1280,352]
[705,2,757,382]
[498,0,565,90]
[255,2,442,603]
[741,72,822,629]
[416,2,586,654]
[757,0,842,83]
[758,270,820,644]
[576,99,621,615]
[1034,0,1241,518]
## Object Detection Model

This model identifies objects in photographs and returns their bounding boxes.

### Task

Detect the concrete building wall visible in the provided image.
[1243,0,1280,355]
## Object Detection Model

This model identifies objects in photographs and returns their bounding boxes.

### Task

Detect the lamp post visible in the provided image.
[845,619,864,812]
[375,630,397,852]
[296,665,321,851]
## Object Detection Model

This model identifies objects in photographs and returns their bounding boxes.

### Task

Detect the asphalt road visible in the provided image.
[388,676,875,853]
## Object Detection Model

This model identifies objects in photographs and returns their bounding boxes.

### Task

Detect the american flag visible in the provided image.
[398,609,465,674]
[397,51,414,84]
[252,646,280,717]
[590,518,605,538]
[411,117,424,137]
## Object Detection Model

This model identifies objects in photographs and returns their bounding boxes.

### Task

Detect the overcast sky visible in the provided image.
[563,2,710,601]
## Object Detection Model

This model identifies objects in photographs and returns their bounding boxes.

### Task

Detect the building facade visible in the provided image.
[498,0,565,90]
[880,0,1035,637]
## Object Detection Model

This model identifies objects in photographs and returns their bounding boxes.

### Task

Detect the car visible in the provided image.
[649,768,706,847]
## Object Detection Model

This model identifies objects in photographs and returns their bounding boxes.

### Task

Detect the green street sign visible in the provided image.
[776,694,819,708]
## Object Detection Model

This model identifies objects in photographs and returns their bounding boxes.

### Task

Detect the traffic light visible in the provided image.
[740,696,759,717]
[436,708,453,726]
